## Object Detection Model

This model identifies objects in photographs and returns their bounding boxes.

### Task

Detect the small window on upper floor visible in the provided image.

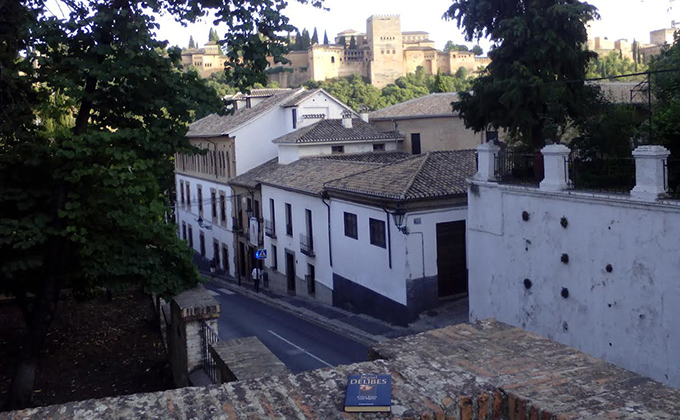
[373,143,385,151]
[331,145,344,154]
[292,108,297,129]
[331,56,335,64]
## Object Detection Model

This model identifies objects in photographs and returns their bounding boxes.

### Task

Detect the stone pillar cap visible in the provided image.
[477,142,500,151]
[632,145,670,158]
[540,143,571,155]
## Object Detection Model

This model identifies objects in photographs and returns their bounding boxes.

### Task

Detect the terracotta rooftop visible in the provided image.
[280,88,322,108]
[228,88,292,100]
[186,89,301,137]
[272,118,403,144]
[369,92,459,121]
[229,158,279,189]
[10,320,680,419]
[325,150,476,202]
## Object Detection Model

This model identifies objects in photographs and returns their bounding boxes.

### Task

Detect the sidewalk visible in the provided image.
[201,270,469,346]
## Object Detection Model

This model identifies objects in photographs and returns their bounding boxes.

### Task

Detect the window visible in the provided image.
[246,98,252,109]
[270,199,276,231]
[331,145,344,154]
[185,182,191,208]
[271,244,278,271]
[331,56,335,63]
[180,180,185,205]
[199,232,206,256]
[411,133,421,155]
[219,192,227,224]
[188,225,194,248]
[285,203,293,236]
[213,240,220,267]
[222,244,229,272]
[182,222,187,240]
[373,143,385,151]
[254,199,260,220]
[292,108,297,129]
[369,218,386,248]
[197,185,203,217]
[211,189,217,221]
[344,212,358,239]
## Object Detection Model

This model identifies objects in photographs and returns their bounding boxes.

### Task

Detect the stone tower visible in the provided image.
[367,15,405,88]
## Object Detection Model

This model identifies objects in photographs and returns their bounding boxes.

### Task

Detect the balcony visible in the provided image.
[264,219,276,238]
[232,216,243,233]
[300,234,314,257]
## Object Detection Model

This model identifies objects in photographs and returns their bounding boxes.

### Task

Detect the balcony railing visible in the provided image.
[494,149,540,185]
[264,219,276,238]
[300,234,314,257]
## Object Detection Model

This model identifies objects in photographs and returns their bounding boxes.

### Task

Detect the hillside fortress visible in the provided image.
[267,15,490,88]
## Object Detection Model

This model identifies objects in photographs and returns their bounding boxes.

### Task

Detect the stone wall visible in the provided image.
[7,320,680,419]
[468,144,680,387]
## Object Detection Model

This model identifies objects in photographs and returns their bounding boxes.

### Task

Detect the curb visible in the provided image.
[206,275,387,347]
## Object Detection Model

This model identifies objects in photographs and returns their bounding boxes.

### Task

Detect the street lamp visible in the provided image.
[392,209,408,234]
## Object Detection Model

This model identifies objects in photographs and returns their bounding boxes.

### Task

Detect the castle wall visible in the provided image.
[368,15,406,88]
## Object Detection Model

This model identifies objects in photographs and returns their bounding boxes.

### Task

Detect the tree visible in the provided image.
[586,51,646,81]
[338,36,347,48]
[471,45,483,56]
[323,30,329,45]
[209,27,220,43]
[301,28,311,50]
[349,35,357,50]
[445,0,599,149]
[188,35,197,49]
[0,0,323,409]
[294,30,303,50]
[311,28,319,45]
[443,41,469,52]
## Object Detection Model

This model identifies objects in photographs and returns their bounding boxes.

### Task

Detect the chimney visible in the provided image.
[360,112,369,123]
[341,110,353,129]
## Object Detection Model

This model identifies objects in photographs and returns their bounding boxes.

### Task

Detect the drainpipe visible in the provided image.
[321,192,333,267]
[382,208,393,269]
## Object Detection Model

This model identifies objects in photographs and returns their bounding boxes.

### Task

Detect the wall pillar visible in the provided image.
[630,145,670,201]
[539,144,571,192]
[168,284,220,387]
[474,142,501,181]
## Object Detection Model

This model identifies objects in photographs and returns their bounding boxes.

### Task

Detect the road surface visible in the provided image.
[204,283,368,374]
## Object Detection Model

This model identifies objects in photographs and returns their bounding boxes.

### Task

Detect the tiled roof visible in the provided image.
[402,31,429,35]
[228,89,292,100]
[229,158,280,189]
[186,89,302,137]
[258,158,380,196]
[272,118,403,144]
[280,88,321,107]
[369,92,459,120]
[325,150,476,201]
[316,152,410,164]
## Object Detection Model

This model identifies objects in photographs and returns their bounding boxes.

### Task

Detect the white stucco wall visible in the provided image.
[467,181,680,387]
[261,185,332,292]
[175,174,236,276]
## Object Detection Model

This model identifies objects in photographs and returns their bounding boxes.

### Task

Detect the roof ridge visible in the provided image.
[399,153,431,200]
[322,153,411,191]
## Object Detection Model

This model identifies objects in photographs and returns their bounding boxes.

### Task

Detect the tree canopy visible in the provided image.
[0,0,323,409]
[586,51,647,81]
[444,41,469,52]
[471,45,483,56]
[349,35,357,50]
[188,35,197,49]
[323,30,329,45]
[311,28,319,45]
[445,0,600,149]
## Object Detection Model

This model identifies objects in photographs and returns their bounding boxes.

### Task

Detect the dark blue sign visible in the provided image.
[254,249,267,260]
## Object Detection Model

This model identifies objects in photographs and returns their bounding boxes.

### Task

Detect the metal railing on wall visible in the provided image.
[200,321,220,384]
[664,158,680,199]
[494,149,539,185]
[568,151,636,194]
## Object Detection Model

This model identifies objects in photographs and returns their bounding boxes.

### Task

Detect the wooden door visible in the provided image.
[436,221,467,297]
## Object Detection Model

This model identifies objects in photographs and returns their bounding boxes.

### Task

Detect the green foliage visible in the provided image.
[444,41,469,52]
[323,30,329,45]
[301,29,311,49]
[587,51,647,80]
[209,27,220,43]
[311,28,319,45]
[338,36,347,48]
[304,66,471,111]
[471,45,483,56]
[294,30,303,50]
[445,0,600,149]
[188,35,196,49]
[349,35,357,50]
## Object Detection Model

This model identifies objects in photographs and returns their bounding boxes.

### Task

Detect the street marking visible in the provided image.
[218,288,235,296]
[207,290,220,297]
[268,330,334,368]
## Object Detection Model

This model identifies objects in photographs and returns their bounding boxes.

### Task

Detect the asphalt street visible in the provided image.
[204,282,369,374]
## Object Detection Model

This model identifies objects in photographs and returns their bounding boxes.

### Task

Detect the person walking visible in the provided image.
[209,257,217,278]
[251,265,262,292]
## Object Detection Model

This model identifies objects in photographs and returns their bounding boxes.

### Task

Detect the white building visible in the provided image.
[232,115,476,325]
[175,88,355,278]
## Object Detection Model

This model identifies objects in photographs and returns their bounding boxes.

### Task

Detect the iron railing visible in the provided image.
[201,321,220,384]
[264,219,276,238]
[300,234,314,257]
[568,152,635,193]
[664,158,680,199]
[494,149,540,185]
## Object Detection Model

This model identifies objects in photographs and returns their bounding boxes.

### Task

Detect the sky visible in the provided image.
[155,0,679,52]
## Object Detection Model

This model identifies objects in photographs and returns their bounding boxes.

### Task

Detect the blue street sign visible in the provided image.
[255,249,267,260]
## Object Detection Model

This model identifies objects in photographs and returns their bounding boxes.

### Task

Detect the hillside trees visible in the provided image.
[0,0,322,409]
[445,0,600,149]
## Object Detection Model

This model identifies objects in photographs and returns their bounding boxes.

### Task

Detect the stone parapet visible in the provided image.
[171,284,220,322]
[6,320,680,419]
[210,336,289,383]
